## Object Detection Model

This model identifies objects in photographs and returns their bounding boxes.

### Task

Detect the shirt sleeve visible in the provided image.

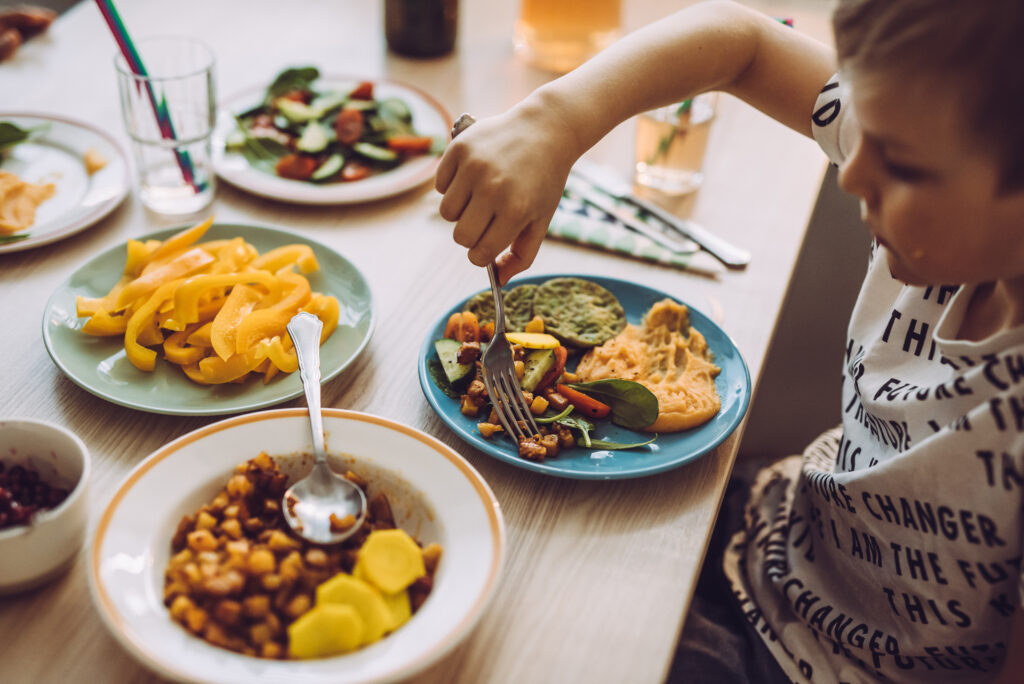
[811,73,860,166]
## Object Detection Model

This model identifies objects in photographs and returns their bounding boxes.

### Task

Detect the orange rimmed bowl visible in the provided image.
[87,409,504,683]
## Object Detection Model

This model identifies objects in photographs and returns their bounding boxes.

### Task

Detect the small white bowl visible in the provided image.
[0,417,91,594]
[89,408,505,684]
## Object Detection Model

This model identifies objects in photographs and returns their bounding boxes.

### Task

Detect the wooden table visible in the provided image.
[0,1,832,681]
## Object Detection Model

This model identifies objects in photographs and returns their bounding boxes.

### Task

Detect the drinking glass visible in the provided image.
[514,0,620,73]
[634,92,717,196]
[115,37,216,215]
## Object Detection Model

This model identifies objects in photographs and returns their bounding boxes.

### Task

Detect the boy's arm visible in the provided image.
[436,0,836,282]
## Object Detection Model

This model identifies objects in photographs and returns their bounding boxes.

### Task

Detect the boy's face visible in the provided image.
[837,69,1024,286]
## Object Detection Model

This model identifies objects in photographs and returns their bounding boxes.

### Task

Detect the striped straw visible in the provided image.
[94,0,203,192]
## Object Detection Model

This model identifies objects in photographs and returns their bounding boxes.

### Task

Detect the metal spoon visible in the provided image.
[281,312,367,544]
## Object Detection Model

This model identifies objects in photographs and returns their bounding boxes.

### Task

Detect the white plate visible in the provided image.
[212,78,451,205]
[89,409,505,684]
[0,112,129,254]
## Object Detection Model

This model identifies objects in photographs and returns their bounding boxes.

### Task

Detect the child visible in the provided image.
[435,1,1024,682]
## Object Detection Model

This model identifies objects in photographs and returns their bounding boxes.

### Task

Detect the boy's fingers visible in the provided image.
[468,210,522,267]
[438,173,472,222]
[434,141,462,192]
[495,221,547,285]
[452,197,493,251]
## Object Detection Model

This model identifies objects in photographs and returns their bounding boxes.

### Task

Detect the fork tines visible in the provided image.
[482,369,540,443]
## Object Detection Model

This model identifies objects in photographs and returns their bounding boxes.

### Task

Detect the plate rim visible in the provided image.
[0,110,130,254]
[212,75,453,206]
[417,273,752,480]
[86,407,506,684]
[41,221,376,416]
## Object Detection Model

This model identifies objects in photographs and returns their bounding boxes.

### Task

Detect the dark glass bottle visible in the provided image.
[385,0,458,58]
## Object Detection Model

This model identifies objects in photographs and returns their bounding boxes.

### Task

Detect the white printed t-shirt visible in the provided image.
[721,75,1024,683]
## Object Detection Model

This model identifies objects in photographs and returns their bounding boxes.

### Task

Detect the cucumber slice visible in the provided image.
[434,339,473,385]
[296,121,330,153]
[520,349,555,392]
[276,98,318,123]
[311,153,344,181]
[379,97,412,122]
[353,142,398,162]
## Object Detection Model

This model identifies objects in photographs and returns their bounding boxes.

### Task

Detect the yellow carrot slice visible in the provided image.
[316,573,392,645]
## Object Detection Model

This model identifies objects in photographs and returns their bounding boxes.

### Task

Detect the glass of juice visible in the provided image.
[514,0,621,73]
[634,92,717,196]
[115,37,216,216]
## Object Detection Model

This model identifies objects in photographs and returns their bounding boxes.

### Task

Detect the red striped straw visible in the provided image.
[94,0,203,192]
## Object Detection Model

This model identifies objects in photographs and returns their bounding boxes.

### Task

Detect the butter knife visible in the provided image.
[571,159,751,269]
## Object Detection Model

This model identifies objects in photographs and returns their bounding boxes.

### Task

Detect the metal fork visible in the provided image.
[481,263,541,443]
[449,112,541,444]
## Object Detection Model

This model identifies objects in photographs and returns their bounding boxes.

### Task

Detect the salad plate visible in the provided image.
[417,274,752,480]
[41,222,374,416]
[89,408,504,683]
[0,112,129,254]
[212,74,451,205]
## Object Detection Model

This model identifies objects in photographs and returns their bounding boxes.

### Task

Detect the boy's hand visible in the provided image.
[435,101,580,284]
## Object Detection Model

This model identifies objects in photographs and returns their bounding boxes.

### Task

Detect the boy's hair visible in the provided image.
[833,0,1024,192]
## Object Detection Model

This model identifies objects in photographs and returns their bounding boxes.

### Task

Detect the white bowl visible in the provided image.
[0,417,90,594]
[88,408,505,684]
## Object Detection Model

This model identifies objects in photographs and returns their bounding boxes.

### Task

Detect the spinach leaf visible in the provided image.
[535,405,572,424]
[556,415,594,448]
[589,435,657,450]
[567,379,659,430]
[427,358,470,399]
[266,67,320,101]
[0,121,48,152]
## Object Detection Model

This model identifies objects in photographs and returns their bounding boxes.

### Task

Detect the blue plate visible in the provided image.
[416,274,751,480]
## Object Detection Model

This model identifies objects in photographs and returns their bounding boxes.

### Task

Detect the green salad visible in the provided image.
[226,66,444,184]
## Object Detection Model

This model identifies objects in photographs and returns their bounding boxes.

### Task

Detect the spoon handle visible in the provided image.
[287,312,326,464]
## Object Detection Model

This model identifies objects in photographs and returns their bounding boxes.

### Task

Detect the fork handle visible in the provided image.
[486,263,507,335]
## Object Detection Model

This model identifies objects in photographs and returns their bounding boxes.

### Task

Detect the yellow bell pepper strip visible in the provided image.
[80,308,128,336]
[159,294,224,332]
[124,279,185,371]
[265,336,298,373]
[211,284,263,360]
[163,327,207,365]
[123,239,158,277]
[186,322,213,347]
[146,216,214,265]
[77,275,132,317]
[234,272,311,354]
[181,362,210,384]
[136,316,164,346]
[249,244,319,274]
[115,247,215,310]
[198,352,258,384]
[263,361,279,384]
[172,271,277,326]
[301,294,341,343]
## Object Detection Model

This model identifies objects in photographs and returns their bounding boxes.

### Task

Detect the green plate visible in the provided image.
[41,223,374,416]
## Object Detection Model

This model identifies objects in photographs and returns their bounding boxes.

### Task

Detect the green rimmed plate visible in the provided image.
[41,223,374,415]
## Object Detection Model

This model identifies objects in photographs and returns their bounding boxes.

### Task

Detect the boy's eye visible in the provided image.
[883,159,928,182]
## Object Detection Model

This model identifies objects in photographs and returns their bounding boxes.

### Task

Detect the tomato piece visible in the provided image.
[556,383,611,419]
[534,346,567,393]
[349,81,374,100]
[386,135,434,154]
[274,154,317,181]
[442,312,480,342]
[334,108,365,145]
[341,161,371,182]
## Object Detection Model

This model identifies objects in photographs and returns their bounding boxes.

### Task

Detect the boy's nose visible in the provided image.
[837,138,878,217]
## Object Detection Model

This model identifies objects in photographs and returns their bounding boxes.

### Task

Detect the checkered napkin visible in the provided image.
[548,189,723,275]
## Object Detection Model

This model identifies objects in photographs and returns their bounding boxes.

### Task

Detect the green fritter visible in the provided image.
[462,284,537,331]
[532,277,626,348]
[503,284,538,331]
